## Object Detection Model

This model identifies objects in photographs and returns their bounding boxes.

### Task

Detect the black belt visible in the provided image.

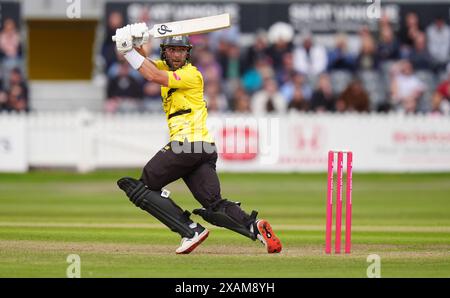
[168,108,192,119]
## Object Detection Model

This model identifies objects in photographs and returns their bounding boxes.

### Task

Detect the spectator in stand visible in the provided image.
[8,68,27,96]
[0,90,8,111]
[242,30,270,74]
[287,86,309,112]
[195,48,222,85]
[0,18,22,84]
[266,22,294,73]
[409,31,432,71]
[310,73,336,112]
[216,41,243,98]
[377,25,400,62]
[336,80,370,113]
[251,78,286,115]
[101,11,125,73]
[280,71,312,105]
[216,40,242,81]
[431,63,450,115]
[327,33,356,72]
[276,52,296,87]
[0,18,21,60]
[6,68,28,112]
[106,61,143,113]
[107,53,143,82]
[355,26,378,71]
[142,81,162,113]
[399,12,423,57]
[7,83,27,112]
[293,31,328,78]
[241,56,274,94]
[231,85,252,113]
[426,16,450,73]
[390,60,426,113]
[204,81,229,113]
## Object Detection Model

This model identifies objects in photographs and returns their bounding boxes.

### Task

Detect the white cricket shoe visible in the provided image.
[175,223,209,254]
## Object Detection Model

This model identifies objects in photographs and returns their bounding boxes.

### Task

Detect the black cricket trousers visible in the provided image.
[141,141,221,206]
[140,141,252,225]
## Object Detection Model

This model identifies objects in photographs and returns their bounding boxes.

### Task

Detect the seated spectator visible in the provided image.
[241,57,273,94]
[426,16,450,73]
[142,81,162,113]
[399,12,423,57]
[0,90,8,111]
[0,18,22,81]
[355,26,379,71]
[0,18,21,60]
[251,78,286,114]
[280,71,312,104]
[336,80,370,113]
[390,60,426,113]
[8,83,28,112]
[101,11,124,73]
[409,32,432,71]
[267,22,294,72]
[327,33,356,72]
[216,40,243,81]
[431,64,450,114]
[231,86,252,113]
[242,30,270,74]
[107,53,143,82]
[287,87,309,112]
[6,68,28,112]
[8,68,28,96]
[195,48,222,85]
[105,61,143,113]
[310,73,336,112]
[204,81,229,113]
[276,52,296,87]
[293,31,328,78]
[377,25,400,62]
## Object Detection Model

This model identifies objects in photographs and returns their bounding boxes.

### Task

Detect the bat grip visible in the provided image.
[112,29,151,42]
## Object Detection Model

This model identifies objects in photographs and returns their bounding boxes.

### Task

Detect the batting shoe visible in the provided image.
[176,223,209,254]
[254,219,282,253]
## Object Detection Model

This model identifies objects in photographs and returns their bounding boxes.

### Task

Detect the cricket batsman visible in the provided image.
[114,23,282,254]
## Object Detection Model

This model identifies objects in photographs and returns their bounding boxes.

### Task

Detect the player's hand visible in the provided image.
[115,25,133,54]
[130,23,150,47]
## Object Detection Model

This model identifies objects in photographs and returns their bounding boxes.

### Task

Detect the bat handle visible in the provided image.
[112,29,152,42]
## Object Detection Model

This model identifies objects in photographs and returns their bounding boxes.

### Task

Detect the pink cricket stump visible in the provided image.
[345,152,353,254]
[335,152,343,253]
[325,151,334,254]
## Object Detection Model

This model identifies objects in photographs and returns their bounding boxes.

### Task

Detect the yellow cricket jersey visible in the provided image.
[154,60,214,143]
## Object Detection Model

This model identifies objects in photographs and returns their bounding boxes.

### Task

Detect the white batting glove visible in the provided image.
[130,23,150,47]
[114,25,133,54]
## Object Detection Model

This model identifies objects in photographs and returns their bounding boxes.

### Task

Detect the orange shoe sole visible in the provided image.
[257,220,282,253]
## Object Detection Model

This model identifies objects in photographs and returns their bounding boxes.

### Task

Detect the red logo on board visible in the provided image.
[219,126,258,161]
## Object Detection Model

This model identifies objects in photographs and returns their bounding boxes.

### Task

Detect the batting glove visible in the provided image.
[130,23,150,47]
[114,25,133,54]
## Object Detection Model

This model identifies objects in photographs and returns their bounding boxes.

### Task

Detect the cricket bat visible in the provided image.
[112,13,230,41]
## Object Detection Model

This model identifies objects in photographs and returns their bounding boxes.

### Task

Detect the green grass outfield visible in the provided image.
[0,171,449,278]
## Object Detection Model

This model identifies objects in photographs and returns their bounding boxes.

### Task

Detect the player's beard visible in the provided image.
[166,58,186,71]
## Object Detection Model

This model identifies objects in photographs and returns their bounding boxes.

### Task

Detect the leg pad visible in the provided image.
[117,177,195,238]
[193,199,258,240]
